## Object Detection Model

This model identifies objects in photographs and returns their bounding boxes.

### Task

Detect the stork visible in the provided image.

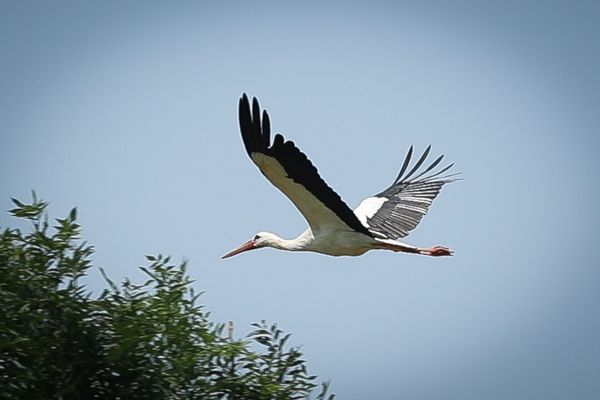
[222,94,459,259]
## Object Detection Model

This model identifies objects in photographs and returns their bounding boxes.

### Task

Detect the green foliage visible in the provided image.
[0,193,334,400]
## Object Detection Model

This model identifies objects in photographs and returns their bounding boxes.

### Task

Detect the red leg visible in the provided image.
[419,245,454,257]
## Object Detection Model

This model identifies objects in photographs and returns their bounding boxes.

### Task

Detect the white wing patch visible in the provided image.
[251,152,355,234]
[354,197,388,226]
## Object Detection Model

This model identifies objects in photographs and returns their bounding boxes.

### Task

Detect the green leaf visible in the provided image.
[69,207,77,221]
[10,197,25,208]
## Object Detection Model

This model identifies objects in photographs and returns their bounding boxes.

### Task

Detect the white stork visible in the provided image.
[222,94,459,259]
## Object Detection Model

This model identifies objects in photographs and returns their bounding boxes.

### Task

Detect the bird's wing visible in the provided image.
[354,146,459,240]
[238,94,372,236]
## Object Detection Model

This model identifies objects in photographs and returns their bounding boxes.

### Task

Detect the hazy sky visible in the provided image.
[1,1,599,398]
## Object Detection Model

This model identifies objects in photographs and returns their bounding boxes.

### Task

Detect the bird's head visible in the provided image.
[221,232,277,259]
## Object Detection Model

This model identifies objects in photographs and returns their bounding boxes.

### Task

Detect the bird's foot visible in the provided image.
[420,245,454,257]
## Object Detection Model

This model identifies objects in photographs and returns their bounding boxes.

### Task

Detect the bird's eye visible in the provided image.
[253,234,261,241]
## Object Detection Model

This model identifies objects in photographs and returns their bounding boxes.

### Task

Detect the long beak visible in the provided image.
[221,240,257,259]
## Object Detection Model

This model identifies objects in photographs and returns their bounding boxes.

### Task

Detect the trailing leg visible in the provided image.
[375,239,454,257]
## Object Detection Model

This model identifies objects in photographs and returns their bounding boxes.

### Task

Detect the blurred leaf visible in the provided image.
[69,207,77,221]
[10,197,25,207]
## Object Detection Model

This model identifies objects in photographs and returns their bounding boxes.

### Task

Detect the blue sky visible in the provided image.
[1,1,599,398]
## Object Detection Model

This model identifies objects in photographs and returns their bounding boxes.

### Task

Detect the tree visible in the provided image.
[0,193,334,400]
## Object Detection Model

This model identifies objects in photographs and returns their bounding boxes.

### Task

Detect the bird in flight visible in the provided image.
[222,94,459,259]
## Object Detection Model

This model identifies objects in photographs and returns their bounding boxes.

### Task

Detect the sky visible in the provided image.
[1,1,599,398]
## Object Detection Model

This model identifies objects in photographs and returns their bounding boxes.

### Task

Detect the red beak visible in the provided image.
[221,239,257,259]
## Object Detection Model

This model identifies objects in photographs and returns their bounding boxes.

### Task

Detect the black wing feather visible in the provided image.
[411,154,444,181]
[401,145,431,182]
[262,110,271,146]
[393,145,413,184]
[238,93,371,236]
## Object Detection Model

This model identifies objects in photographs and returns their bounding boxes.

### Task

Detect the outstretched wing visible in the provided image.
[354,146,459,240]
[238,93,372,236]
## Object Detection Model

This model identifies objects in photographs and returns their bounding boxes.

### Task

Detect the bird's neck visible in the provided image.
[269,230,313,252]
